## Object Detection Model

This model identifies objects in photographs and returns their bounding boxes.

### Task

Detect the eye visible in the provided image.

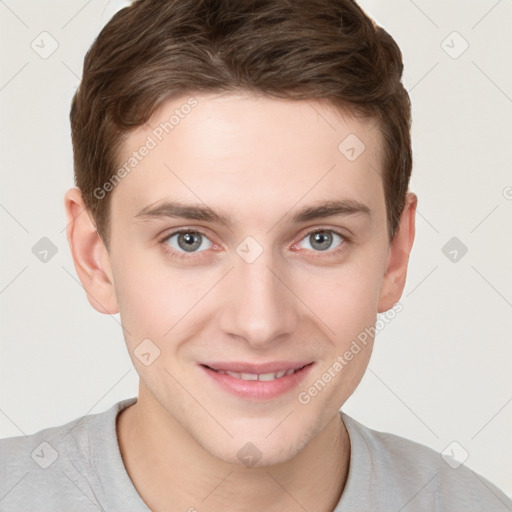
[162,230,213,254]
[295,229,346,253]
[159,227,348,261]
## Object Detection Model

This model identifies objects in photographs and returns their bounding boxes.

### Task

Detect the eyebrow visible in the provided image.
[134,198,371,227]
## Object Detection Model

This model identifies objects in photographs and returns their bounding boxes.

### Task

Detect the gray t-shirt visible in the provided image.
[1,397,510,511]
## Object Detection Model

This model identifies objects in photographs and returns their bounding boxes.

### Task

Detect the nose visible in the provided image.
[217,247,299,349]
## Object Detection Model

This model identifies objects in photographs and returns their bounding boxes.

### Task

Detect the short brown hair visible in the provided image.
[70,0,412,248]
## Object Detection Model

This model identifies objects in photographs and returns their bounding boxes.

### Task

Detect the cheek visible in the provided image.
[111,229,387,348]
[111,249,222,360]
[297,257,384,341]
[111,249,187,342]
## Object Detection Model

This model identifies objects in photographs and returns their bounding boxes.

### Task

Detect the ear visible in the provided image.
[64,187,119,314]
[377,192,417,313]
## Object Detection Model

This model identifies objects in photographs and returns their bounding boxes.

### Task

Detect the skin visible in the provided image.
[64,92,417,512]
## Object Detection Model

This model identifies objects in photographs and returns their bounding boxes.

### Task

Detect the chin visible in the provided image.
[198,423,316,469]
[212,441,301,469]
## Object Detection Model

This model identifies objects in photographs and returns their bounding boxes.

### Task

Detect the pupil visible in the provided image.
[313,231,332,251]
[179,232,201,252]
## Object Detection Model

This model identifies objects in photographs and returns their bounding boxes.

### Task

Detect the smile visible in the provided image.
[211,367,300,381]
[200,362,314,401]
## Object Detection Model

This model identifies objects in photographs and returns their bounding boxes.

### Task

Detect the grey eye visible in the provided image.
[165,231,212,253]
[299,230,344,252]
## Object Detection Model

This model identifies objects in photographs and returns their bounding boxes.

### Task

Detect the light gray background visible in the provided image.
[1,0,511,498]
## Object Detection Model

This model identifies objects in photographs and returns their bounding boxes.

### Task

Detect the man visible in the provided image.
[1,0,510,510]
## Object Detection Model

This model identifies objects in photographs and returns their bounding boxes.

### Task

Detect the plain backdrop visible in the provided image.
[1,0,511,498]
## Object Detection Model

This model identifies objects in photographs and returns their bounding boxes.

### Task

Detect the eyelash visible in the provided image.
[158,227,350,262]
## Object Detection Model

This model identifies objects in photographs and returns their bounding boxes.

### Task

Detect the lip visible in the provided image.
[200,361,314,401]
[203,361,311,374]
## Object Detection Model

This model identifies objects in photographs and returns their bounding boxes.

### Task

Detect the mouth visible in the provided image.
[211,367,301,381]
[203,364,307,381]
[199,361,314,400]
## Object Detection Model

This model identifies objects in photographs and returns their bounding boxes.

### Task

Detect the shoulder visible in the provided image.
[0,398,135,512]
[1,410,92,468]
[339,413,512,511]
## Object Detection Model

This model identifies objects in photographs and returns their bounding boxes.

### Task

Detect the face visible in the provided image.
[87,92,406,466]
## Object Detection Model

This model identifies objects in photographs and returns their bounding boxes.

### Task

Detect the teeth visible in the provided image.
[215,368,299,381]
[240,372,258,381]
[258,372,276,381]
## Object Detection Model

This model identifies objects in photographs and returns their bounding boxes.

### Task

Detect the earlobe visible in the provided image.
[63,187,119,315]
[377,192,418,313]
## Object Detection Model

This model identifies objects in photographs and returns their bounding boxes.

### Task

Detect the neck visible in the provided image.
[117,390,351,512]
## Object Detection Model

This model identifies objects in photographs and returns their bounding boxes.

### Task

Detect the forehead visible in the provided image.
[110,92,385,228]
